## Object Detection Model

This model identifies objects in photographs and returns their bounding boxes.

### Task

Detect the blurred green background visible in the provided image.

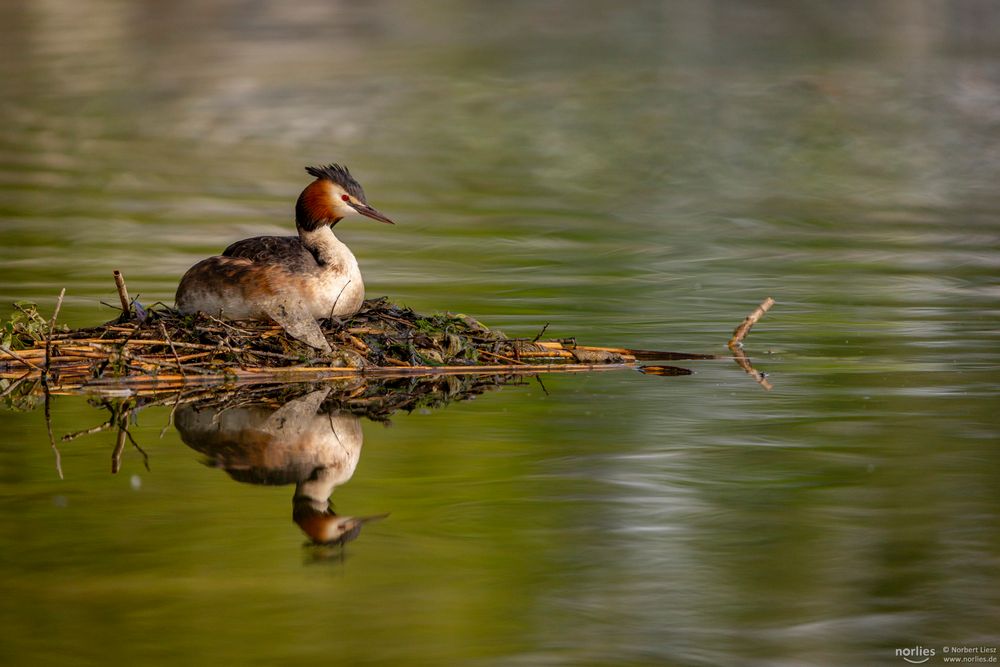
[1,1,999,665]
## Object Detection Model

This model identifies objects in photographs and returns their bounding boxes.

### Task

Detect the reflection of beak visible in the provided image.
[295,511,390,546]
[350,202,395,225]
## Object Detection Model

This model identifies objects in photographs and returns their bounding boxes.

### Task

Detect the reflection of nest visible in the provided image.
[172,373,518,422]
[173,376,515,484]
[325,373,512,421]
[38,374,526,487]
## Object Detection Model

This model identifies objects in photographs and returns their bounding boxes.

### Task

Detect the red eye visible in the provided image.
[341,194,350,202]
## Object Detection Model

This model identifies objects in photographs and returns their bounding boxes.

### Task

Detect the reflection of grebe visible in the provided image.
[175,388,385,546]
[175,165,394,352]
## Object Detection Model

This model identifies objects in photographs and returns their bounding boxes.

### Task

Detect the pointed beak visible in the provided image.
[350,202,395,225]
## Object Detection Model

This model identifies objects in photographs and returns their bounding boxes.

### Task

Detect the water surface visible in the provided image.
[2,2,999,665]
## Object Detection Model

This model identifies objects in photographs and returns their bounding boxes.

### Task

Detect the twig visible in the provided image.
[113,270,131,317]
[111,425,127,474]
[205,314,248,336]
[159,390,184,438]
[245,348,314,362]
[729,297,775,349]
[1,346,43,371]
[477,349,526,365]
[218,334,247,370]
[730,346,773,391]
[124,428,150,472]
[44,390,64,480]
[94,317,146,379]
[726,297,775,391]
[377,313,416,327]
[129,355,217,375]
[0,371,32,397]
[43,288,66,385]
[532,322,550,343]
[159,322,187,378]
[61,418,115,441]
[71,338,219,351]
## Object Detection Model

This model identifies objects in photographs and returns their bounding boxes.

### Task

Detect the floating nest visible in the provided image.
[0,294,745,395]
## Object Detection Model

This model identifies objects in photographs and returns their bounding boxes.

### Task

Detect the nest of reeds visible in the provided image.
[1,274,774,395]
[1,297,694,393]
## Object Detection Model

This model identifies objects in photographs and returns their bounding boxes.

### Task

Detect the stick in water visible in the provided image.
[113,270,131,316]
[43,288,66,384]
[729,297,775,349]
[112,424,127,474]
[44,391,64,480]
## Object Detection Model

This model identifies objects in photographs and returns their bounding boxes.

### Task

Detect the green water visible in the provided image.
[2,2,999,665]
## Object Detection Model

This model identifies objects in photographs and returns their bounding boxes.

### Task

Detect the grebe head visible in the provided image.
[295,163,395,231]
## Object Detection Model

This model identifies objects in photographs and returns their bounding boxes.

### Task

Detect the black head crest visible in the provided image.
[305,164,366,203]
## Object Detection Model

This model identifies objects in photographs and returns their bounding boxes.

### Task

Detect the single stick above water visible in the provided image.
[727,296,776,391]
[113,270,130,316]
[43,288,66,385]
[729,296,775,349]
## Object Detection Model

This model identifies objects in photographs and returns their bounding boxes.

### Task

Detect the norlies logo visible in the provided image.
[896,646,936,664]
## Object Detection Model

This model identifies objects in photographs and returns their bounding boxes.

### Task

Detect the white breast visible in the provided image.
[300,227,366,318]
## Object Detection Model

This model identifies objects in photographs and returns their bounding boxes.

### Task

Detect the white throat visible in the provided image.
[299,225,354,268]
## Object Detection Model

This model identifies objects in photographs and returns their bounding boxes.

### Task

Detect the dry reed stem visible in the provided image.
[477,349,527,365]
[515,349,576,359]
[113,270,130,315]
[1,346,43,370]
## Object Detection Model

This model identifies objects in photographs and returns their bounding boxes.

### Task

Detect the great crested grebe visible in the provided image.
[175,164,394,352]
